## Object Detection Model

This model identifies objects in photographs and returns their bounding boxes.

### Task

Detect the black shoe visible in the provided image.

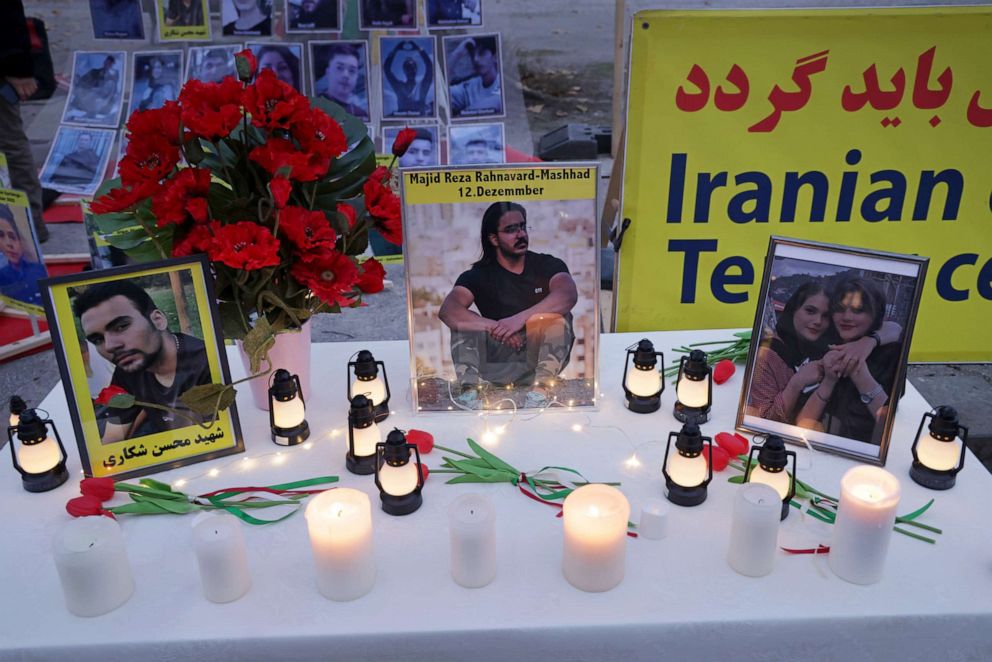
[42,187,61,210]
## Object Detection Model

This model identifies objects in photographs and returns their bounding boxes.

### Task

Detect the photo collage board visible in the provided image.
[59,0,508,200]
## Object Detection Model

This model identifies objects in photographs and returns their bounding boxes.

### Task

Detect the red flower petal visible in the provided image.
[713,359,736,385]
[80,477,116,502]
[703,443,731,472]
[356,258,386,294]
[66,495,114,519]
[406,429,434,454]
[95,385,129,406]
[391,127,417,157]
[715,431,749,457]
[420,463,430,483]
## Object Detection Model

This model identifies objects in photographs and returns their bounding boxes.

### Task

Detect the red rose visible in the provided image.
[126,101,182,146]
[290,250,359,307]
[336,202,357,229]
[66,495,114,519]
[369,166,391,185]
[703,444,731,472]
[212,222,281,270]
[234,48,257,81]
[356,257,386,294]
[715,431,750,457]
[243,69,309,131]
[179,77,244,141]
[406,429,434,454]
[391,127,417,157]
[172,222,218,258]
[269,176,292,208]
[713,359,736,385]
[118,134,181,186]
[95,385,129,406]
[90,180,157,214]
[151,168,212,227]
[250,138,327,182]
[291,106,347,161]
[279,206,337,252]
[80,477,116,502]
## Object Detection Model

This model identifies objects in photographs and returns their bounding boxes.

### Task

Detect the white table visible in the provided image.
[2,331,990,662]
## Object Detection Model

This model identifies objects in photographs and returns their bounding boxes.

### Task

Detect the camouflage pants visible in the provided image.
[451,314,574,387]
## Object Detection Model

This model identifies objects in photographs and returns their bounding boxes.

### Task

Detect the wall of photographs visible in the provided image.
[42,0,507,200]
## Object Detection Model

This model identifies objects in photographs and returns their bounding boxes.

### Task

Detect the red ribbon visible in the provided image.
[517,473,638,538]
[781,545,830,555]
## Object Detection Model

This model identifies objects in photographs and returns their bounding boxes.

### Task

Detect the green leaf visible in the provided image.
[218,301,249,341]
[184,137,207,165]
[445,474,500,485]
[106,393,136,409]
[727,475,745,484]
[127,494,199,514]
[466,438,520,475]
[110,501,183,515]
[444,458,510,482]
[898,499,934,522]
[139,478,177,493]
[179,383,237,415]
[241,317,276,374]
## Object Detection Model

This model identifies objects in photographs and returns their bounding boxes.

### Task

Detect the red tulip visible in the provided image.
[715,431,749,456]
[406,429,434,454]
[66,495,115,519]
[713,359,736,385]
[704,444,731,472]
[80,477,116,502]
[391,127,417,157]
[420,464,430,483]
[234,48,257,81]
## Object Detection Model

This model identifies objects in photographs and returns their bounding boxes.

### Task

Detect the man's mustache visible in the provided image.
[515,239,528,248]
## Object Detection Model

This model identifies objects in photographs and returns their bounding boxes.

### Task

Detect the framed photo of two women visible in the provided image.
[737,237,928,465]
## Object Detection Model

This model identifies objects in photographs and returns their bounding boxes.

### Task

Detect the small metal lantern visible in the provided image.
[7,409,70,492]
[744,435,797,520]
[674,349,712,424]
[374,429,424,516]
[346,394,380,475]
[268,369,309,446]
[910,406,967,490]
[662,421,713,507]
[8,395,27,427]
[348,350,391,423]
[622,339,664,414]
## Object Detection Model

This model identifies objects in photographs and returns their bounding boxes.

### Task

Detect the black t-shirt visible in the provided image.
[454,251,569,321]
[109,333,212,435]
[824,343,901,444]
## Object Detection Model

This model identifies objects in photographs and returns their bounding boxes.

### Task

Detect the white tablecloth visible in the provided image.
[2,331,990,662]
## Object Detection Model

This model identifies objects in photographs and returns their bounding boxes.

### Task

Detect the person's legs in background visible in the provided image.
[0,97,47,242]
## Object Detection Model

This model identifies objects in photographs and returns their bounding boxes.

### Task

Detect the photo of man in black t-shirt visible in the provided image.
[75,280,212,443]
[439,201,577,409]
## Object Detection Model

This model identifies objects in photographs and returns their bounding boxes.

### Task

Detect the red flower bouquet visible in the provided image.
[90,53,402,350]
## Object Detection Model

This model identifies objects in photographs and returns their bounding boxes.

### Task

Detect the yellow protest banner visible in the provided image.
[617,7,992,361]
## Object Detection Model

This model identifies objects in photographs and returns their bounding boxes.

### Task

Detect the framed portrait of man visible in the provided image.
[222,0,273,37]
[380,36,437,120]
[427,0,483,29]
[39,127,115,197]
[359,0,416,30]
[156,0,211,41]
[285,0,339,32]
[310,41,370,121]
[0,189,48,316]
[383,124,440,168]
[442,33,505,120]
[128,51,183,118]
[40,255,244,480]
[62,51,127,129]
[89,0,145,40]
[448,122,505,165]
[185,45,243,84]
[737,237,928,465]
[402,163,600,412]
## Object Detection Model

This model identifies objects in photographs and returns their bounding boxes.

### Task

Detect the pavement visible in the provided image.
[2,0,989,472]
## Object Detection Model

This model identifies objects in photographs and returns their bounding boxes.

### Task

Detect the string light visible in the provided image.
[571,423,583,432]
[481,429,498,446]
[173,478,187,488]
[208,468,220,478]
[625,454,642,469]
[302,442,313,450]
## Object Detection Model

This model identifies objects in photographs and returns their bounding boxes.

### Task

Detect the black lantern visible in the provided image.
[268,369,309,446]
[673,349,712,423]
[374,429,424,516]
[346,394,380,475]
[910,406,968,490]
[622,339,664,413]
[661,422,713,507]
[348,350,391,423]
[744,435,797,520]
[8,395,27,428]
[7,409,70,492]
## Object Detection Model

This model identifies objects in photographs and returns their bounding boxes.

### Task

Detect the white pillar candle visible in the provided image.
[192,511,251,603]
[726,483,781,577]
[305,488,376,601]
[448,493,497,588]
[53,516,134,617]
[562,484,630,592]
[829,466,901,585]
[638,498,670,540]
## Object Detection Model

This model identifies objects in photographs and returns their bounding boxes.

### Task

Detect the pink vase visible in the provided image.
[237,321,312,411]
